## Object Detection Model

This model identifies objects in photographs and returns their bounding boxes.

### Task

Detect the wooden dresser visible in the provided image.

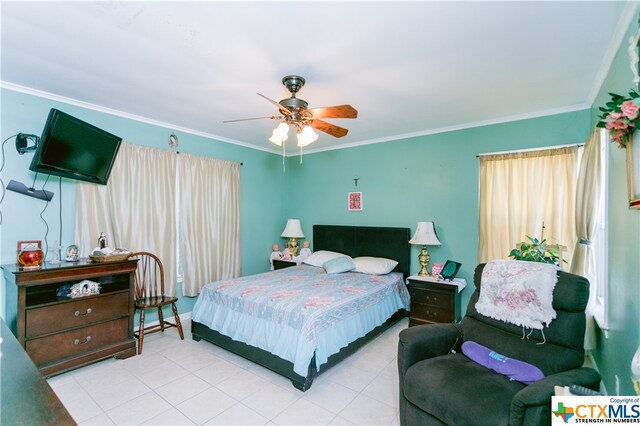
[2,259,137,376]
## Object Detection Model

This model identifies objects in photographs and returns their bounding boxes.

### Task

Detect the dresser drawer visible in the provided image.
[26,317,129,366]
[410,304,451,324]
[411,287,452,309]
[26,291,130,338]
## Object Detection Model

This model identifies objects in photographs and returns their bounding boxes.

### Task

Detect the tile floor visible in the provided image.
[47,318,408,425]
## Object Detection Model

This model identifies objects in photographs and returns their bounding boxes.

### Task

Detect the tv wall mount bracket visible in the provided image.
[16,133,40,154]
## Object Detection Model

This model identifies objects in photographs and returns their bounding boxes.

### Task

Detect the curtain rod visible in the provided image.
[175,151,243,165]
[476,142,584,158]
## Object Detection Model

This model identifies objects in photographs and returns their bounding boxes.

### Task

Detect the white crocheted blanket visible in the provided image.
[476,260,558,330]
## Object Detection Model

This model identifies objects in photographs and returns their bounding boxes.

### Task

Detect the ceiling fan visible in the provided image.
[223,75,358,147]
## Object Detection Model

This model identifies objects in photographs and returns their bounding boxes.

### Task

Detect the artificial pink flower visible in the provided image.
[621,100,639,120]
[606,118,628,130]
[608,111,623,120]
[611,129,627,148]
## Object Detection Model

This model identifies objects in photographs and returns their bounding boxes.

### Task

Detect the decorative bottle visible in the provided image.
[17,245,45,268]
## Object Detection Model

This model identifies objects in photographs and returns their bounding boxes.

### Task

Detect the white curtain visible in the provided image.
[179,153,241,296]
[75,143,178,295]
[570,129,603,350]
[478,146,579,266]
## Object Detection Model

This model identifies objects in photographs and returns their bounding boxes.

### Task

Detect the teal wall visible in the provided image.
[589,10,640,396]
[0,88,289,324]
[287,110,590,310]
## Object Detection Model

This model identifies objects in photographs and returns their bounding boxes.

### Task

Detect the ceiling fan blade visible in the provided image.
[310,119,349,138]
[223,116,282,123]
[256,93,292,117]
[306,105,358,119]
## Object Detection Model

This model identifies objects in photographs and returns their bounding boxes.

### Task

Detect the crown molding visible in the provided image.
[586,2,640,105]
[299,103,590,156]
[0,81,275,154]
[1,80,589,158]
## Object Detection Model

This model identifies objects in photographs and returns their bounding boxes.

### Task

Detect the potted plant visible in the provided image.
[508,236,561,265]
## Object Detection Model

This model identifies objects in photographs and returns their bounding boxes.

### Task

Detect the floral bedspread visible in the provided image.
[192,265,409,375]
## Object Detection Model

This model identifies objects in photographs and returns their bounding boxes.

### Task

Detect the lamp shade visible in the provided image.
[268,133,283,146]
[269,123,289,146]
[281,219,305,238]
[297,126,319,147]
[409,221,441,246]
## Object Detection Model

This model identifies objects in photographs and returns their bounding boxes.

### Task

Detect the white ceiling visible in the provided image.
[0,1,635,154]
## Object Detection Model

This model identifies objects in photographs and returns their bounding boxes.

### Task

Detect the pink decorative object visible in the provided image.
[281,248,293,260]
[348,192,362,211]
[621,100,639,120]
[596,91,640,148]
[431,263,444,277]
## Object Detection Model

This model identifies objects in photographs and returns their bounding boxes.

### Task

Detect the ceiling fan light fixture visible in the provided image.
[269,122,289,145]
[268,134,283,146]
[223,76,357,155]
[297,126,318,147]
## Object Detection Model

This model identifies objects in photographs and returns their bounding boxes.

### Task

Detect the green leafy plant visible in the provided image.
[508,236,560,265]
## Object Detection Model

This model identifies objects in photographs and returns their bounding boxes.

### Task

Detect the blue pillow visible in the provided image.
[461,341,544,384]
[323,257,356,274]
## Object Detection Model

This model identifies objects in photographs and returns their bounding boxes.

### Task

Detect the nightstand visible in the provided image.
[273,259,297,270]
[407,275,467,326]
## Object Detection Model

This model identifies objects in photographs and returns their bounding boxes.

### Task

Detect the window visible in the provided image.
[75,144,241,297]
[477,145,579,265]
[593,129,609,334]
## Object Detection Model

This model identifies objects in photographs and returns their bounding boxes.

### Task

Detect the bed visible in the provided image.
[191,225,411,391]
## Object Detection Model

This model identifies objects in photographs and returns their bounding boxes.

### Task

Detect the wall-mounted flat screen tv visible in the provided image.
[29,109,122,185]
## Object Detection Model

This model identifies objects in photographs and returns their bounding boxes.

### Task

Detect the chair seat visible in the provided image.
[404,353,525,426]
[135,295,178,309]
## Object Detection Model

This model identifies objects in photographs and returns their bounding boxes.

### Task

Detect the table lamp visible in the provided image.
[409,221,441,276]
[281,219,305,257]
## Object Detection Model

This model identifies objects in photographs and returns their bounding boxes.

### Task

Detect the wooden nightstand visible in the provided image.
[407,275,466,326]
[273,259,297,270]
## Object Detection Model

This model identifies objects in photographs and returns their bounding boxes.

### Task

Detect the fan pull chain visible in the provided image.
[300,147,303,164]
[282,142,286,172]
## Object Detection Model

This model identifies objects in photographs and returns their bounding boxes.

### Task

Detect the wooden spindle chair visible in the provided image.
[127,251,184,354]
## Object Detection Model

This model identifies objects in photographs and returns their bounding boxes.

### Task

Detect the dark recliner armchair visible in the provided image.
[398,263,601,426]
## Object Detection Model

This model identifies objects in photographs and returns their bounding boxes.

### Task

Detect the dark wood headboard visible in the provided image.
[313,225,411,279]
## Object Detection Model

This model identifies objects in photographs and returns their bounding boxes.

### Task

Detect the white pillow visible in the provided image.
[352,256,398,275]
[303,250,352,267]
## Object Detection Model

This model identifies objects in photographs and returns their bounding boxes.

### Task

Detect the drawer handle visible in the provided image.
[426,296,437,302]
[74,308,92,317]
[74,336,92,345]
